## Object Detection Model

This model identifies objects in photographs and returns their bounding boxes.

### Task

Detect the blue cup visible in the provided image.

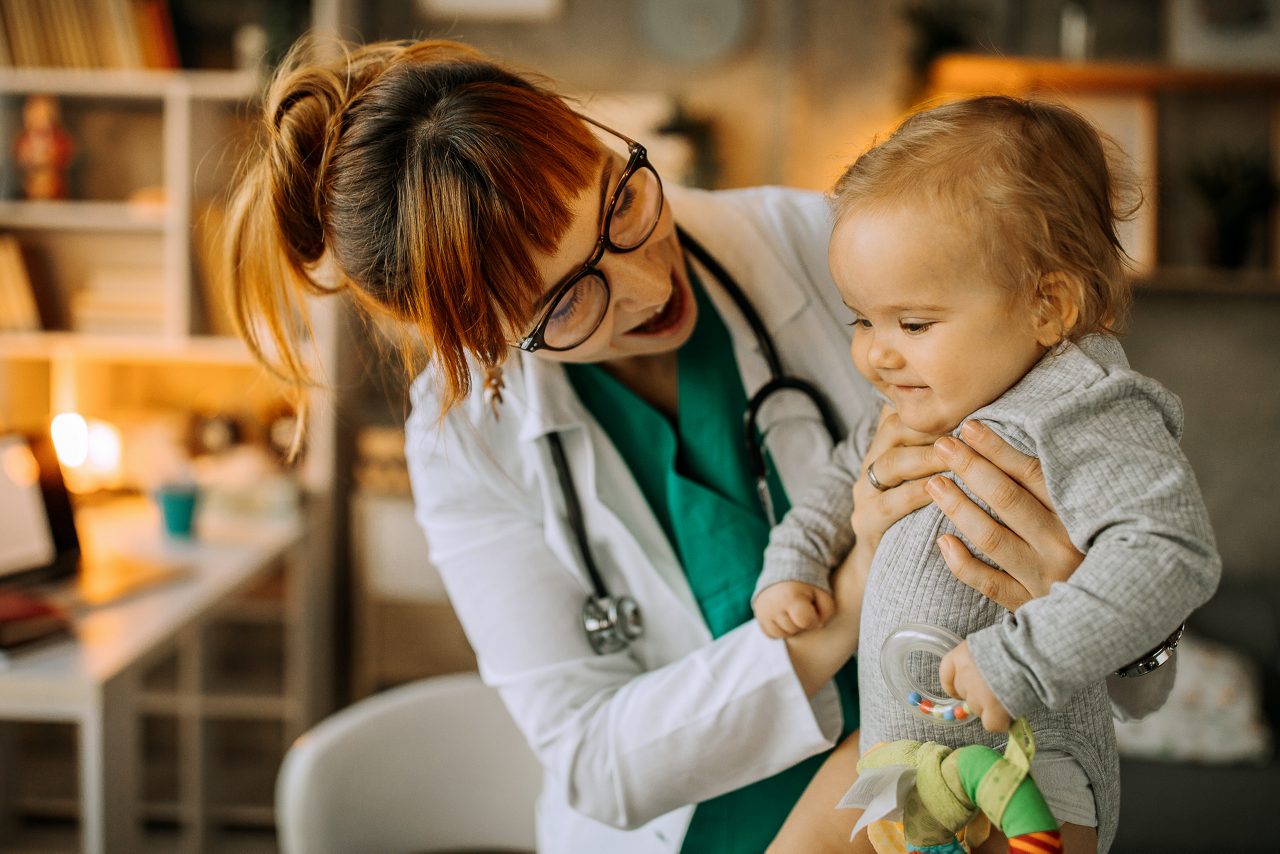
[155,484,200,538]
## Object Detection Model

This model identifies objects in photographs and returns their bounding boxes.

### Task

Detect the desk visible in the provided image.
[0,500,325,854]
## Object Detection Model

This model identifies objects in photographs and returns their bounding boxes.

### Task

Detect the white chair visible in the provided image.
[276,672,542,854]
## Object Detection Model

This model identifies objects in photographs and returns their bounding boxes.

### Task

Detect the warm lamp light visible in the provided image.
[50,412,124,492]
[51,412,88,467]
[87,421,122,474]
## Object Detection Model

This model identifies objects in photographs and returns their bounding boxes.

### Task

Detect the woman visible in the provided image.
[228,38,1170,853]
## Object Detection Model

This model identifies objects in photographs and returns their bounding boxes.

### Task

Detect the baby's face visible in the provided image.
[828,203,1050,435]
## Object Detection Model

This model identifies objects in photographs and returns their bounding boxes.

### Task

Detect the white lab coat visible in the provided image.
[406,185,877,853]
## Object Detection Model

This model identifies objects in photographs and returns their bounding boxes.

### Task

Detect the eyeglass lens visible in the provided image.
[542,164,663,349]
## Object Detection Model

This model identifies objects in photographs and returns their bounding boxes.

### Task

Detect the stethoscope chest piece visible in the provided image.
[583,594,644,655]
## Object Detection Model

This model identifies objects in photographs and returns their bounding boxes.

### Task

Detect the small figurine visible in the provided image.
[14,94,74,200]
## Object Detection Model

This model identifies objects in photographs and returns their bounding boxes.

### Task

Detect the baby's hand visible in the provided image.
[939,640,1012,732]
[753,581,836,639]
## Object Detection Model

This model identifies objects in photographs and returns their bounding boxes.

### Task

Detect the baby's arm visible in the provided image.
[966,369,1220,718]
[753,426,873,637]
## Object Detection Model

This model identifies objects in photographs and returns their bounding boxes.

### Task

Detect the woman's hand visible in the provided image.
[851,408,947,554]
[928,420,1083,610]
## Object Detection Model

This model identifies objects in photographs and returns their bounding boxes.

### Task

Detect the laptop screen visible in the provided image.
[0,433,79,586]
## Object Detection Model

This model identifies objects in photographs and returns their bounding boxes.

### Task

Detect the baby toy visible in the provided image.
[881,623,975,725]
[840,625,1062,853]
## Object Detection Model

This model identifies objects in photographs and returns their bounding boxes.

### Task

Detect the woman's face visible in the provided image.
[527,151,697,364]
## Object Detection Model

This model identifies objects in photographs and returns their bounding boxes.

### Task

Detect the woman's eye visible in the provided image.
[548,285,585,325]
[613,184,636,220]
[901,321,933,334]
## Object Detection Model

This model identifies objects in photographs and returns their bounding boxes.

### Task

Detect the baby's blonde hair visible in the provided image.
[832,95,1141,338]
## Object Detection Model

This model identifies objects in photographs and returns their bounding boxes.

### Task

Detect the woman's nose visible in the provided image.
[606,250,669,313]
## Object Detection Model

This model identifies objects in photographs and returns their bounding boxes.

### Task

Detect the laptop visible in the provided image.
[0,432,188,610]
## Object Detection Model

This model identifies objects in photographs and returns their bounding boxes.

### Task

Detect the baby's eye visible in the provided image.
[901,320,933,334]
[846,313,871,330]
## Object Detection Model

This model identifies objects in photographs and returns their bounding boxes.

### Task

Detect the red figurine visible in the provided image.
[14,94,74,201]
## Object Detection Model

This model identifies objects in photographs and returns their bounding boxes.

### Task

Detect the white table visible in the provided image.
[0,500,307,854]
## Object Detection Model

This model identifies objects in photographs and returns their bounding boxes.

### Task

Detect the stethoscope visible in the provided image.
[555,228,844,655]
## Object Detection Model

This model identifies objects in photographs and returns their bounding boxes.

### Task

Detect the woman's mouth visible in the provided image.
[628,273,688,336]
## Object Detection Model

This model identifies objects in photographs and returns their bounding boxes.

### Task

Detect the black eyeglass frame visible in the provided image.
[517,115,665,353]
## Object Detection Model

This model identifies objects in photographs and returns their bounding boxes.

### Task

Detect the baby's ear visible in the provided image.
[1033,272,1082,347]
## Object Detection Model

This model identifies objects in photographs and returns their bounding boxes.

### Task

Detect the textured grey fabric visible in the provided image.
[757,334,1221,852]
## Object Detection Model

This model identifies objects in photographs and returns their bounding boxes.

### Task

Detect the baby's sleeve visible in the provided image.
[753,417,876,602]
[967,370,1221,717]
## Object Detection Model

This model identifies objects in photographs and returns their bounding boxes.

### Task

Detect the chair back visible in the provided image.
[277,672,542,853]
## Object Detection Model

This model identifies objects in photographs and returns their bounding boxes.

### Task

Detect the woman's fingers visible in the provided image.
[957,420,1051,507]
[933,434,1065,555]
[851,474,933,553]
[930,425,1084,603]
[865,444,948,490]
[926,474,1032,570]
[937,533,1031,612]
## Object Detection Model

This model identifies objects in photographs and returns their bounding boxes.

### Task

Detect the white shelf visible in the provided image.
[0,200,168,232]
[0,332,255,363]
[0,68,259,100]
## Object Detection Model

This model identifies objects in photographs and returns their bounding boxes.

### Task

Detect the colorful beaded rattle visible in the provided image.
[881,623,975,725]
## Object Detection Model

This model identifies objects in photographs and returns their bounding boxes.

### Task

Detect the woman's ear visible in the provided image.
[1033,272,1082,347]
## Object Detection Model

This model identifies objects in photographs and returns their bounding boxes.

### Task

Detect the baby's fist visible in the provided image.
[753,581,835,639]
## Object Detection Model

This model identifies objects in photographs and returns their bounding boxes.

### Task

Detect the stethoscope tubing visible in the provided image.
[554,231,843,648]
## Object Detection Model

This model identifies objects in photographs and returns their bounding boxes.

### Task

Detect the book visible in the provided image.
[0,3,12,67]
[0,234,41,332]
[131,0,177,69]
[70,265,166,334]
[1,0,40,67]
[90,0,141,69]
[0,589,73,653]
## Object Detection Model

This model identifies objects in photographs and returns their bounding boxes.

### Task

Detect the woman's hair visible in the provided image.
[831,95,1142,339]
[226,37,600,429]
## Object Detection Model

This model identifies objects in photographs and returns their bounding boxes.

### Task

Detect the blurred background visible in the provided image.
[0,1,1277,852]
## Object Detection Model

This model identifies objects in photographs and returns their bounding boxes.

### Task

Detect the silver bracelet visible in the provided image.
[1114,622,1185,678]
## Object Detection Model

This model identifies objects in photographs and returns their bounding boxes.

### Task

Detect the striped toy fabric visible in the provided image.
[1007,830,1064,853]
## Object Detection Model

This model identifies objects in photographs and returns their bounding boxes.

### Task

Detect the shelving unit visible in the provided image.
[0,66,290,482]
[0,68,257,344]
[926,53,1280,295]
[0,7,348,852]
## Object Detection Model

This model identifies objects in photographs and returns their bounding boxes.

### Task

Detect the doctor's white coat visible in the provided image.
[406,185,879,853]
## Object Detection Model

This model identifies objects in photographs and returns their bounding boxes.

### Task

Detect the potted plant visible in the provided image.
[1187,149,1277,268]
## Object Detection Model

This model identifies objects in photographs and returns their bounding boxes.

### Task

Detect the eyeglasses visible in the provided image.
[517,115,665,353]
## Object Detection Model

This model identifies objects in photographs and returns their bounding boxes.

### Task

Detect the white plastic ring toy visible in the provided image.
[880,623,975,725]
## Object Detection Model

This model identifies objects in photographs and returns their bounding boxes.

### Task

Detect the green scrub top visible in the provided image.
[566,273,859,854]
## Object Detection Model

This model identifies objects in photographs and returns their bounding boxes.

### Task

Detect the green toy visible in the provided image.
[852,719,1062,854]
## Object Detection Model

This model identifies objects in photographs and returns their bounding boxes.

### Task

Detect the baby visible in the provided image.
[753,96,1220,851]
